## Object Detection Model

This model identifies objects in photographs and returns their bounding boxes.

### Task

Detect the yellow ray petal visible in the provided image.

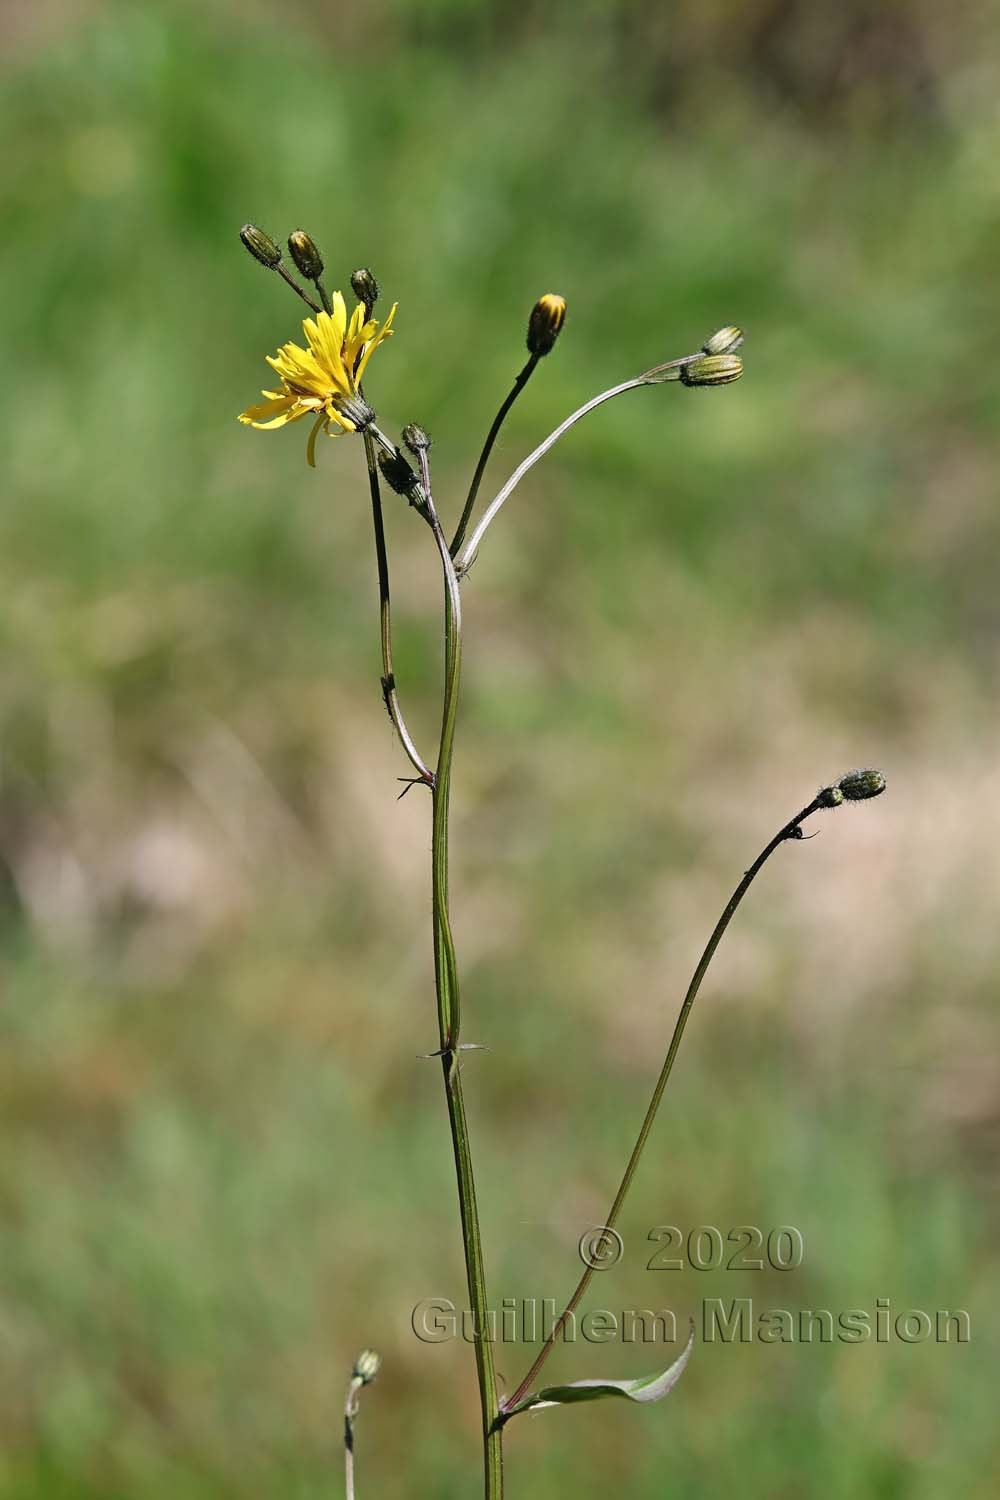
[348,303,366,342]
[238,395,298,427]
[329,292,347,344]
[324,404,355,433]
[306,412,326,468]
[305,311,349,394]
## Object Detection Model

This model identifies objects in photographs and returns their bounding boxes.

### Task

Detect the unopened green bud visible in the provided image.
[402,423,432,454]
[378,449,427,508]
[702,325,744,356]
[351,268,380,317]
[817,768,887,809]
[352,1348,381,1385]
[288,230,324,281]
[680,353,743,387]
[527,293,567,356]
[240,224,282,269]
[837,768,887,802]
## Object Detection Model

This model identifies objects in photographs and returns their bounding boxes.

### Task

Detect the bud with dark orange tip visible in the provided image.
[240,224,282,268]
[527,294,567,356]
[288,229,324,281]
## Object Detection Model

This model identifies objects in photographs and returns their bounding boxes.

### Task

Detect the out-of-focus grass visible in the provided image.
[1,3,999,1497]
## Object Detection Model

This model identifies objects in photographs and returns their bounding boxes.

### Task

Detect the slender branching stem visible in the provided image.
[456,376,642,572]
[418,446,504,1497]
[439,1052,505,1498]
[455,354,702,576]
[275,262,321,312]
[502,795,824,1413]
[450,354,540,558]
[421,467,464,1046]
[361,431,435,785]
[314,277,334,316]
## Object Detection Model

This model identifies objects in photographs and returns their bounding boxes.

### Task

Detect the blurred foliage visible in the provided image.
[1,1,999,1497]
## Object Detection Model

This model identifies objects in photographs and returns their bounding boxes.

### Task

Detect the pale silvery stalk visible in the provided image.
[455,327,744,577]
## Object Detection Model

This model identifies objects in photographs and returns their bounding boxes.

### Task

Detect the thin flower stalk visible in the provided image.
[276,263,322,312]
[456,375,646,573]
[419,444,504,1496]
[450,292,566,557]
[502,794,826,1413]
[450,353,539,558]
[364,429,434,786]
[343,1349,380,1500]
[455,341,739,573]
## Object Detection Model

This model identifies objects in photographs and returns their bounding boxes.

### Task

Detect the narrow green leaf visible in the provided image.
[503,1324,694,1420]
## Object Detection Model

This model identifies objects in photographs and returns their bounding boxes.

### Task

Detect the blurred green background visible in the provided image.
[2,1,998,1496]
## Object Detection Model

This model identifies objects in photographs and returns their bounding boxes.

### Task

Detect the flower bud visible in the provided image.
[837,768,887,802]
[288,230,324,281]
[351,268,380,317]
[817,784,846,809]
[352,1348,381,1385]
[680,353,743,387]
[239,224,282,269]
[527,294,567,356]
[402,423,432,454]
[702,325,744,356]
[378,449,427,508]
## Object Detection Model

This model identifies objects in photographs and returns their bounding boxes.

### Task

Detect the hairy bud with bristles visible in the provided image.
[837,768,887,802]
[240,224,282,268]
[378,449,427,508]
[402,423,432,454]
[817,768,887,809]
[287,230,324,281]
[351,268,380,318]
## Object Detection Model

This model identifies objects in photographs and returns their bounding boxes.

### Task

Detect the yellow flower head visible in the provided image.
[238,292,396,466]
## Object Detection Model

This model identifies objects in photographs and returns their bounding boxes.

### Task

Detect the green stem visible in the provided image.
[441,1054,504,1496]
[450,354,539,558]
[426,503,464,1046]
[362,432,434,786]
[502,796,823,1414]
[421,451,503,1497]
